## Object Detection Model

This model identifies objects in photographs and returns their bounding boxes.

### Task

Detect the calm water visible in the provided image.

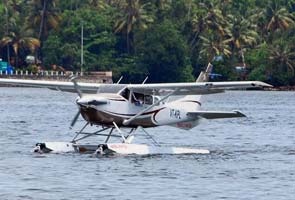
[0,88,294,200]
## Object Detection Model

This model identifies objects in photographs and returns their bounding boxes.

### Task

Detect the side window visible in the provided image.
[144,95,153,105]
[132,92,144,104]
[153,96,161,105]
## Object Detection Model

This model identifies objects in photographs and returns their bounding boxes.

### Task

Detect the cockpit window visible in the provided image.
[120,88,130,100]
[120,89,153,105]
[132,92,144,103]
[132,92,153,105]
[144,95,153,105]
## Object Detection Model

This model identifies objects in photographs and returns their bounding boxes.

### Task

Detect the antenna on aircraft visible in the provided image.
[142,76,148,84]
[116,76,123,84]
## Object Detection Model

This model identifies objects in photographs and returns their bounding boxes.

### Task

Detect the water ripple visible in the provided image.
[0,89,294,199]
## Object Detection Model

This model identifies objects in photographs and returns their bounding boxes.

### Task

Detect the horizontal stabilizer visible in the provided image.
[187,110,246,119]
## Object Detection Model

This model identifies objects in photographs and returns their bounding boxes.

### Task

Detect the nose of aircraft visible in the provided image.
[76,96,108,107]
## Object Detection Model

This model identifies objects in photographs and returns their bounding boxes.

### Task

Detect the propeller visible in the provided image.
[70,76,83,97]
[70,110,81,129]
[69,76,83,129]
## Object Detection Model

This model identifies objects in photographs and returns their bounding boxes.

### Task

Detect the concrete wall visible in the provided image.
[0,70,113,83]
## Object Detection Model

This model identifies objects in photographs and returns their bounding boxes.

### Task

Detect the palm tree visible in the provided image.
[227,16,258,49]
[199,34,231,63]
[0,29,40,67]
[269,44,295,75]
[26,0,61,42]
[190,2,229,50]
[25,0,61,62]
[227,16,258,66]
[263,0,295,40]
[202,2,229,37]
[114,0,153,53]
[1,0,21,64]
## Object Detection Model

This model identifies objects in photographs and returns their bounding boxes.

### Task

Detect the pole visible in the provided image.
[81,21,84,74]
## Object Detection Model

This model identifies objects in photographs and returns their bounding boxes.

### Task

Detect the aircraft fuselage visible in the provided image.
[77,93,202,129]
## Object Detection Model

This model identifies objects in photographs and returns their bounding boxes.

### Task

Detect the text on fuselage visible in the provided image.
[170,109,181,119]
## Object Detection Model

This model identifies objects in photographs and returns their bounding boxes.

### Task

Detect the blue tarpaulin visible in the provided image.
[0,61,14,74]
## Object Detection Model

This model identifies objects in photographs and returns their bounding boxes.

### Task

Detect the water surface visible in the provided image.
[0,88,294,199]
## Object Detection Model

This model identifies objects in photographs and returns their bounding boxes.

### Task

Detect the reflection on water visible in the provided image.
[0,88,294,199]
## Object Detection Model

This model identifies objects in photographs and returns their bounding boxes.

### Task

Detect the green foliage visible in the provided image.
[112,55,147,84]
[246,43,270,82]
[248,65,269,82]
[211,60,237,81]
[0,0,295,85]
[247,41,295,86]
[42,8,116,71]
[0,4,5,36]
[137,20,194,83]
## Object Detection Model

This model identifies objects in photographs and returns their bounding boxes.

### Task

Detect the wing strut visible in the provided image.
[112,122,127,143]
[123,89,178,126]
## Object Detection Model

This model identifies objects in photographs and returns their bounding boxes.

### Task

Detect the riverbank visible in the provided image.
[265,85,295,91]
[0,70,113,84]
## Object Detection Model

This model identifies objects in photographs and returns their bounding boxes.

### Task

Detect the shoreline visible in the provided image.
[265,86,295,91]
[0,73,113,84]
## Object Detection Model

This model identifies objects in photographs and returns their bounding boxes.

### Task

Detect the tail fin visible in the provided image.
[173,63,214,130]
[196,63,213,82]
[181,63,213,104]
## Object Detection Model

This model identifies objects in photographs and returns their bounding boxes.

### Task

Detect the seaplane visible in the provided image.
[0,64,272,155]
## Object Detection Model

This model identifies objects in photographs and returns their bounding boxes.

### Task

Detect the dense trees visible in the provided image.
[0,0,294,85]
[137,20,194,83]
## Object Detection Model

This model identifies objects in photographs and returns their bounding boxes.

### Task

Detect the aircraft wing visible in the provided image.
[0,78,271,95]
[187,110,246,119]
[127,81,272,96]
[0,78,101,93]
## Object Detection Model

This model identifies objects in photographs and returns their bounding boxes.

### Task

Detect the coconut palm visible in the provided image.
[269,44,295,75]
[199,34,231,63]
[26,0,61,42]
[1,0,21,63]
[114,0,153,53]
[190,2,229,50]
[265,1,295,32]
[0,29,40,67]
[226,16,259,66]
[227,16,258,50]
[202,2,229,37]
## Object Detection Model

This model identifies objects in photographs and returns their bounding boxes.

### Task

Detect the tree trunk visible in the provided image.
[38,0,47,41]
[5,0,10,64]
[240,49,245,67]
[38,0,47,63]
[127,32,130,54]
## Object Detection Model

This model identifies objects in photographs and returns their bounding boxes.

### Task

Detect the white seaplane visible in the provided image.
[0,64,272,155]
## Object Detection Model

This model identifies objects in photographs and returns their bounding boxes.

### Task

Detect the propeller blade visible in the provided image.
[70,76,83,97]
[70,110,80,129]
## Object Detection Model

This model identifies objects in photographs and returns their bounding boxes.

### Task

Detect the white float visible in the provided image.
[33,142,209,155]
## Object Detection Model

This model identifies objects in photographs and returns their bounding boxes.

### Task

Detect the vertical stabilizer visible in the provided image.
[171,63,214,130]
[186,62,213,103]
[196,63,213,82]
